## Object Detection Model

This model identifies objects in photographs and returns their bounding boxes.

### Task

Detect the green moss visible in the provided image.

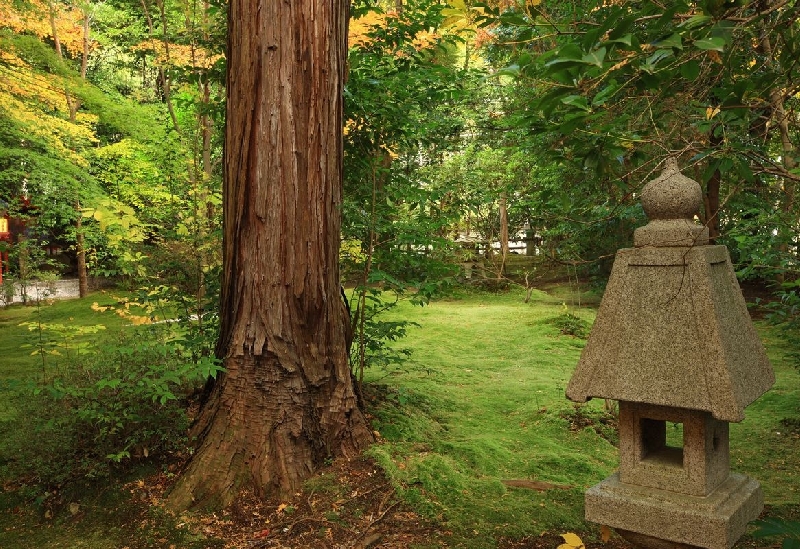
[364,287,800,547]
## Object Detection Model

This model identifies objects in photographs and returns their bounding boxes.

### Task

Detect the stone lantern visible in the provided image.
[566,159,775,549]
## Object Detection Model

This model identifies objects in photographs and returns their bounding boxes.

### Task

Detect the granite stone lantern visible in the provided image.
[566,159,775,549]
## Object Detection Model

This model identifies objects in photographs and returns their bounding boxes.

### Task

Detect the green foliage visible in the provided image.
[765,283,800,372]
[477,0,800,292]
[751,518,800,549]
[19,318,106,378]
[0,324,221,493]
[343,2,468,382]
[350,287,416,370]
[0,281,221,497]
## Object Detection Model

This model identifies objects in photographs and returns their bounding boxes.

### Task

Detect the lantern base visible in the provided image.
[585,472,762,549]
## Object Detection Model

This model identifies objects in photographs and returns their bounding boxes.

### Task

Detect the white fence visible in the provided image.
[1,279,80,306]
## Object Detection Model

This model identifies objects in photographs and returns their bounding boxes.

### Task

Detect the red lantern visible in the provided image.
[0,213,10,285]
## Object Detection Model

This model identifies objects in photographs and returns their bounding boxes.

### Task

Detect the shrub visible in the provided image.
[549,307,590,339]
[0,324,222,496]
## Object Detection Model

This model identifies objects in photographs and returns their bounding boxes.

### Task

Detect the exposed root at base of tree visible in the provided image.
[130,455,446,548]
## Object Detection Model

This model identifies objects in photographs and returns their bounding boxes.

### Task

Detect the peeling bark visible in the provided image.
[167,0,373,511]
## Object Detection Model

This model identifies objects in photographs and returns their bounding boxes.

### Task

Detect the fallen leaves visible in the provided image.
[558,532,586,549]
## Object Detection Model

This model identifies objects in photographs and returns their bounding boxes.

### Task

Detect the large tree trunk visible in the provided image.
[167,0,373,511]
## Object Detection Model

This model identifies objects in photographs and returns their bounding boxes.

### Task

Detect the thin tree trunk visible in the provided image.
[47,1,79,121]
[47,1,63,58]
[167,0,372,511]
[141,0,181,133]
[80,11,90,79]
[704,133,722,244]
[499,192,509,277]
[75,203,88,298]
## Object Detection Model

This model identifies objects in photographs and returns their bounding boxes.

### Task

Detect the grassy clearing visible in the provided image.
[364,288,614,546]
[364,287,800,547]
[0,291,140,380]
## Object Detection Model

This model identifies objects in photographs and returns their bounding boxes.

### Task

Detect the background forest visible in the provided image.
[2,0,799,324]
[1,0,800,547]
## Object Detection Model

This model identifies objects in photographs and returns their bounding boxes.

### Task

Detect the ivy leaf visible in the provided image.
[679,14,712,29]
[550,42,583,62]
[694,37,727,51]
[581,46,607,67]
[560,95,590,112]
[592,80,619,106]
[601,33,633,48]
[641,49,673,74]
[680,59,701,80]
[654,33,683,50]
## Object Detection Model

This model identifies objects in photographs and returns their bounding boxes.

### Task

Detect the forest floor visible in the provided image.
[126,453,635,549]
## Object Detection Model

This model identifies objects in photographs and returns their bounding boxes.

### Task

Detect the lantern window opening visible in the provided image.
[640,417,685,469]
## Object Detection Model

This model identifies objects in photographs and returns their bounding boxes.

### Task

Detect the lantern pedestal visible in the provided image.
[586,473,763,549]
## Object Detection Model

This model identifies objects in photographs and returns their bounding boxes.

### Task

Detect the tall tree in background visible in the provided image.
[166,0,373,510]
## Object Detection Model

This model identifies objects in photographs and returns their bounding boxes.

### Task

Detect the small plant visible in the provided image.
[348,284,419,388]
[1,275,15,306]
[560,403,618,445]
[549,304,590,339]
[765,286,800,371]
[751,517,800,549]
[19,320,106,381]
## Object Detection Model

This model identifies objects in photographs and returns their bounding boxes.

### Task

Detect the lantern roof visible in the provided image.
[566,159,774,422]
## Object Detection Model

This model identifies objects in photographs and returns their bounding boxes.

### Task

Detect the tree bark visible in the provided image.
[704,133,722,244]
[80,11,90,80]
[499,191,509,277]
[47,1,63,59]
[75,202,88,298]
[167,0,373,511]
[47,0,79,121]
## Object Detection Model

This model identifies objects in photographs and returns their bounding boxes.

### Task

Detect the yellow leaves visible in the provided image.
[706,105,721,120]
[125,314,152,326]
[93,297,153,325]
[0,45,99,166]
[0,0,89,57]
[557,527,611,547]
[558,532,585,549]
[349,11,440,55]
[707,50,722,64]
[131,39,222,70]
[349,11,385,48]
[340,238,366,264]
